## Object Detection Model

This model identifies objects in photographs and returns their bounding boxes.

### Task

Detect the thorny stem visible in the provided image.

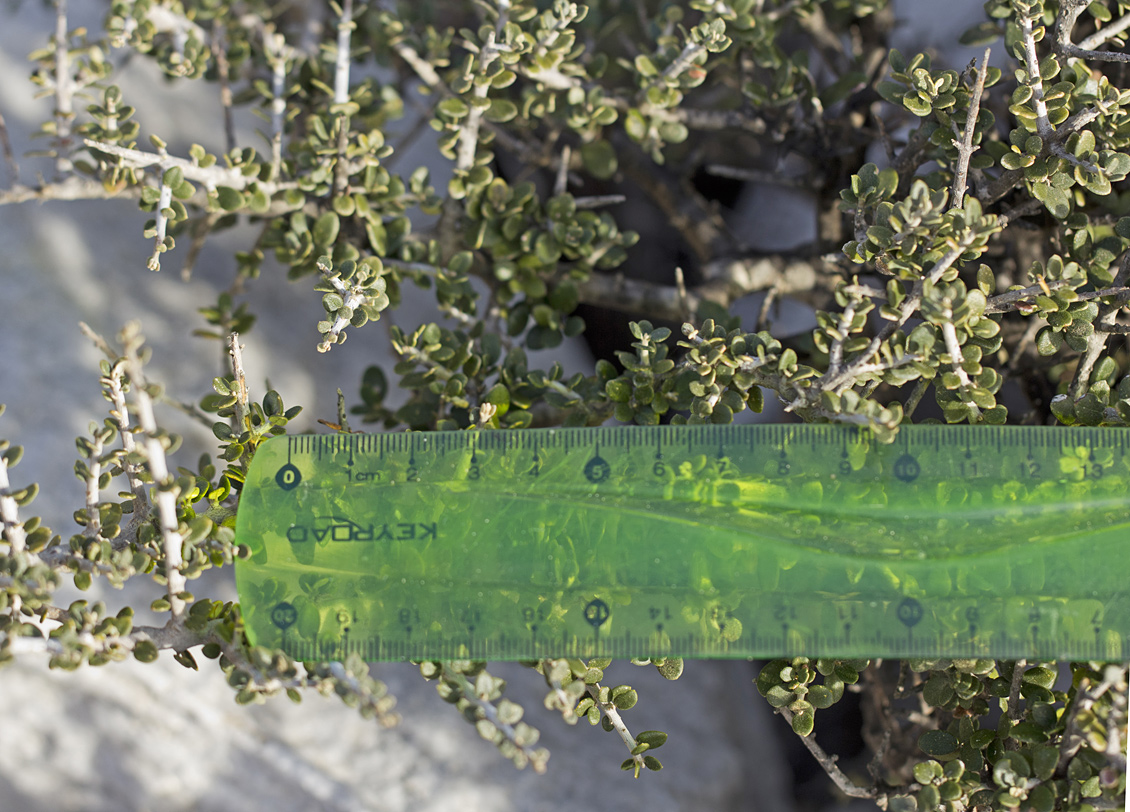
[554,144,570,197]
[1058,665,1129,773]
[827,299,858,375]
[0,176,143,207]
[0,110,17,183]
[982,106,1102,204]
[334,0,354,106]
[903,377,931,419]
[1078,14,1130,52]
[950,48,991,211]
[574,194,627,209]
[656,39,706,89]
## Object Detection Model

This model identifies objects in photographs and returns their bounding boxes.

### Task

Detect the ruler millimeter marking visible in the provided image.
[233,425,1130,662]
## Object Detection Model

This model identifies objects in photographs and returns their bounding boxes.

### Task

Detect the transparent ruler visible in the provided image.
[233,425,1130,662]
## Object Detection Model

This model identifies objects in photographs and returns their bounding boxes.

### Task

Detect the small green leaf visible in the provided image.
[919,729,958,756]
[923,674,955,706]
[612,686,638,710]
[1035,326,1063,356]
[133,639,159,663]
[635,730,668,749]
[654,658,683,680]
[484,99,518,123]
[162,166,184,188]
[580,139,618,181]
[438,97,470,118]
[960,21,1003,45]
[791,710,815,737]
[313,212,340,247]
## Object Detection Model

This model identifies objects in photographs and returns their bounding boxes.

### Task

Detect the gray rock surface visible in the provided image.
[0,654,787,812]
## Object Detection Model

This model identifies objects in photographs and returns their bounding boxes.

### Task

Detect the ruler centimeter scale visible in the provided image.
[233,425,1130,662]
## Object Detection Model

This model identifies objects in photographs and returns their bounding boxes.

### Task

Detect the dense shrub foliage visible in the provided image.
[1,0,1128,807]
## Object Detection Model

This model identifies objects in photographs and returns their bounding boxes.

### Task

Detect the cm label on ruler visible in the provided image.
[234,425,1130,663]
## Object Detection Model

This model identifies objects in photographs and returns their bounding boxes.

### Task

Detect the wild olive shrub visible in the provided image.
[1,0,1129,806]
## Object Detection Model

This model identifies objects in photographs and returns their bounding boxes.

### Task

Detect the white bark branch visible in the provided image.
[1018,14,1052,139]
[82,139,298,195]
[121,325,186,620]
[53,0,74,175]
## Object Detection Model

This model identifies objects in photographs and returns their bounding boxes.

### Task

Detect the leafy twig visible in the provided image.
[1018,13,1052,139]
[79,323,150,536]
[456,5,508,172]
[120,323,187,621]
[585,682,647,776]
[82,139,298,195]
[813,233,981,399]
[776,706,878,800]
[442,668,549,773]
[1069,253,1130,400]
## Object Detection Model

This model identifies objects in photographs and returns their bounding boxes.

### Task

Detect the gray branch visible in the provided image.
[82,139,298,194]
[776,706,878,800]
[950,48,991,210]
[1056,0,1130,63]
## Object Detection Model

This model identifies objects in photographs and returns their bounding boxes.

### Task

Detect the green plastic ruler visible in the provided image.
[233,425,1130,662]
